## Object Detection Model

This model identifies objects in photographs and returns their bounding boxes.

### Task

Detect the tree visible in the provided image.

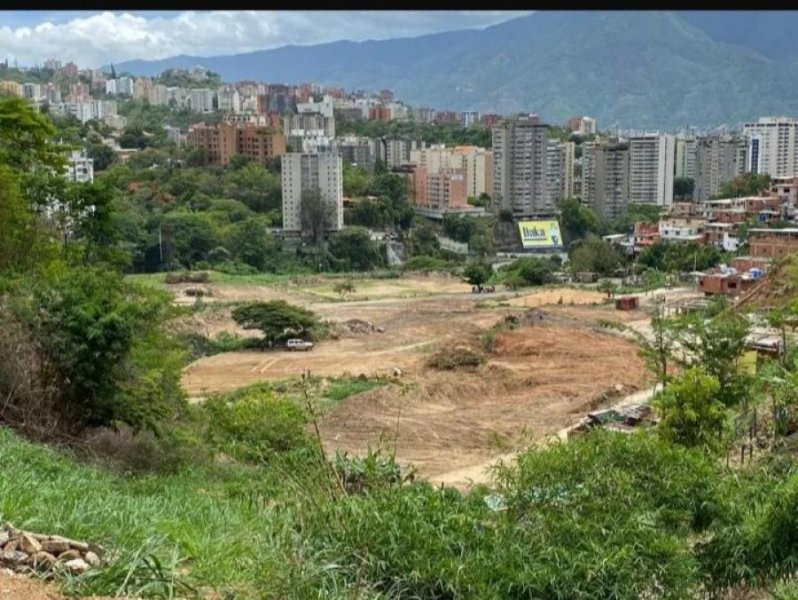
[7,264,184,433]
[227,153,252,171]
[715,173,771,199]
[499,256,554,287]
[231,300,319,347]
[654,367,729,452]
[673,177,695,200]
[568,235,624,275]
[328,227,384,271]
[0,96,65,172]
[463,260,492,291]
[222,163,281,213]
[672,313,751,407]
[557,197,599,246]
[86,142,116,171]
[300,189,335,245]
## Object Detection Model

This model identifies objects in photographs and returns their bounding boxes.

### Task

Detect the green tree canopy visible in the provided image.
[231,300,319,346]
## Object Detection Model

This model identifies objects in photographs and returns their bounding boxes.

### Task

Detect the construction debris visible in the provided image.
[567,404,658,438]
[0,523,104,578]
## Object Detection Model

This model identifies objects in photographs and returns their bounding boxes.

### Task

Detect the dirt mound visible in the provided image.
[336,319,383,335]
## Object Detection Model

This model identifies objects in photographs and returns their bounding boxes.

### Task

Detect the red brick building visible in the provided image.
[749,228,798,259]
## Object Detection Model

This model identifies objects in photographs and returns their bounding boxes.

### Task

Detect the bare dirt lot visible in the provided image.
[177,275,652,487]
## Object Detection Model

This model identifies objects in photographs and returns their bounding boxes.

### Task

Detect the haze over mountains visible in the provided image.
[113,11,798,130]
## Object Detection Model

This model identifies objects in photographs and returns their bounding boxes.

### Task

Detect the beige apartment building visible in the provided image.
[409,144,493,198]
[186,122,286,166]
[412,166,469,211]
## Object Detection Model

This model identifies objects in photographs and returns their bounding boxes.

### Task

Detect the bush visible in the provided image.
[214,260,259,276]
[203,389,311,463]
[304,433,721,598]
[334,447,406,494]
[402,255,452,273]
[3,264,185,435]
[76,424,202,474]
[498,256,554,287]
[164,270,209,284]
[426,345,485,370]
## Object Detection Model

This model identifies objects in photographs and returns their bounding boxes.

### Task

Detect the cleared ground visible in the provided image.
[175,274,662,487]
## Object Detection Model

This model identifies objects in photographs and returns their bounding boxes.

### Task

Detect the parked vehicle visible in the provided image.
[286,338,314,351]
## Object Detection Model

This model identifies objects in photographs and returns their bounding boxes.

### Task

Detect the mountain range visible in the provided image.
[113,11,798,130]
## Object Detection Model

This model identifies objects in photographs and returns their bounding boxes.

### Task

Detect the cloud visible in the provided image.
[0,11,531,69]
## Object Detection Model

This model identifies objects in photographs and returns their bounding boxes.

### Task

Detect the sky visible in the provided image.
[0,11,531,69]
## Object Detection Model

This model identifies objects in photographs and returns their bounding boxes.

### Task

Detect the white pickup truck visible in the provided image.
[285,338,314,351]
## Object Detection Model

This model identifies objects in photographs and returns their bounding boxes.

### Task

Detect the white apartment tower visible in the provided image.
[628,134,675,206]
[217,85,241,113]
[281,153,344,234]
[743,117,798,177]
[492,115,552,216]
[188,88,215,113]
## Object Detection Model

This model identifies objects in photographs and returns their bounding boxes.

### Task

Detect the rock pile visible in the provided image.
[0,523,103,577]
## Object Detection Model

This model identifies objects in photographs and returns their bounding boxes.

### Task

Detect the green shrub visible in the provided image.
[214,260,259,276]
[203,389,311,463]
[334,447,407,494]
[4,263,185,434]
[402,255,452,272]
[163,271,209,284]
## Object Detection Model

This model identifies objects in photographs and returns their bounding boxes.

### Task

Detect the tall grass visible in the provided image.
[0,426,332,598]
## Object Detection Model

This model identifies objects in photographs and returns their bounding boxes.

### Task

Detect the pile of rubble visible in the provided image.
[0,523,103,576]
[339,319,385,335]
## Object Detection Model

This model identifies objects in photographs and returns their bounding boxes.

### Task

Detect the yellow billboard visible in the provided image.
[518,220,563,250]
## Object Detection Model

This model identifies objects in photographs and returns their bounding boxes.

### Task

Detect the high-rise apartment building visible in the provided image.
[694,136,747,201]
[674,136,697,180]
[186,122,286,166]
[492,115,553,216]
[628,134,675,206]
[409,145,493,198]
[283,112,335,153]
[132,78,152,102]
[217,85,241,113]
[281,153,343,233]
[581,141,630,219]
[743,117,798,177]
[148,84,170,106]
[105,77,133,96]
[332,136,376,173]
[546,140,575,203]
[377,138,426,169]
[188,88,215,113]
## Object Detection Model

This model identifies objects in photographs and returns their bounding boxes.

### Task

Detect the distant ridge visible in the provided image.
[113,11,798,129]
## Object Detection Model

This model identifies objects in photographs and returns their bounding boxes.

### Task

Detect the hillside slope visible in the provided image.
[114,11,798,129]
